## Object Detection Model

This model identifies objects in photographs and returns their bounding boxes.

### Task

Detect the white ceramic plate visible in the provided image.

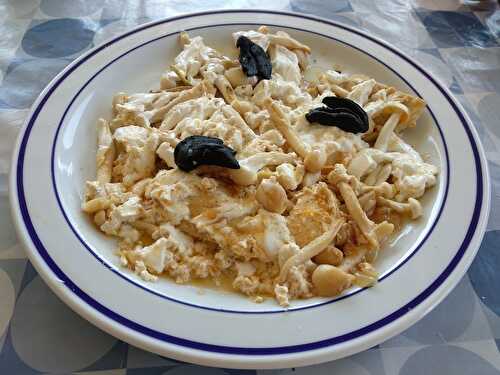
[9,10,490,369]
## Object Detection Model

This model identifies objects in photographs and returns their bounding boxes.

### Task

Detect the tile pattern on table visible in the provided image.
[0,1,499,374]
[416,10,498,48]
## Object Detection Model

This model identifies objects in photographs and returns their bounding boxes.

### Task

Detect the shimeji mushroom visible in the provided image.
[327,163,362,193]
[360,182,396,199]
[263,98,309,159]
[229,152,297,185]
[347,79,376,107]
[377,196,423,219]
[265,98,327,173]
[330,162,396,200]
[373,102,410,152]
[304,146,327,173]
[338,181,394,249]
[326,166,396,251]
[373,101,409,125]
[294,49,309,71]
[374,113,401,151]
[220,105,257,142]
[113,92,177,128]
[339,243,371,273]
[302,171,322,187]
[214,74,236,104]
[157,82,214,129]
[278,217,344,282]
[170,64,191,86]
[267,31,311,53]
[231,99,255,117]
[179,31,191,46]
[82,197,110,214]
[364,163,392,186]
[236,27,311,53]
[358,190,376,214]
[353,262,378,288]
[312,264,354,297]
[159,96,222,132]
[313,245,343,266]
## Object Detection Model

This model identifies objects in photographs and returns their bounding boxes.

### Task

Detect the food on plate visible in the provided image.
[82,26,438,306]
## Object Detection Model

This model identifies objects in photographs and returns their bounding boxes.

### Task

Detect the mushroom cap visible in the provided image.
[377,101,410,124]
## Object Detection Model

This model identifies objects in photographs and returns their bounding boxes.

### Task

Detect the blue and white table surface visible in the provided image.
[0,0,499,374]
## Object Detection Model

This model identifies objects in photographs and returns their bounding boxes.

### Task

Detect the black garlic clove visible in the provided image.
[305,108,366,134]
[250,44,272,80]
[318,105,365,125]
[174,135,240,172]
[236,36,272,81]
[322,96,369,130]
[237,37,258,77]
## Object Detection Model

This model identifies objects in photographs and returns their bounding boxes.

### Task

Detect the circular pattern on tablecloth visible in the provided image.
[40,0,102,18]
[10,276,117,373]
[0,268,16,338]
[401,277,475,343]
[0,58,69,109]
[0,196,19,250]
[22,19,94,58]
[478,93,500,138]
[399,345,500,375]
[468,230,500,317]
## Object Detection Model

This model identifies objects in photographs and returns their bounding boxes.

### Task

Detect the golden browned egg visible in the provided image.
[287,182,340,247]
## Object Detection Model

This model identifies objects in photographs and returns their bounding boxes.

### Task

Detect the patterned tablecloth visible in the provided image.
[0,0,499,374]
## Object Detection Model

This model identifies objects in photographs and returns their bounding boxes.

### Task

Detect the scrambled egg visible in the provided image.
[82,27,438,306]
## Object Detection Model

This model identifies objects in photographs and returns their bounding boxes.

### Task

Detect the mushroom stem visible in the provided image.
[338,181,379,249]
[329,84,349,98]
[170,64,191,86]
[214,75,236,104]
[377,196,422,219]
[221,105,257,141]
[358,191,376,214]
[279,218,344,282]
[360,182,395,199]
[263,98,310,159]
[157,82,208,128]
[267,33,311,53]
[374,112,401,151]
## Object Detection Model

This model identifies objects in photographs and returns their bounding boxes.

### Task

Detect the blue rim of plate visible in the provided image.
[50,22,450,314]
[14,10,483,355]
